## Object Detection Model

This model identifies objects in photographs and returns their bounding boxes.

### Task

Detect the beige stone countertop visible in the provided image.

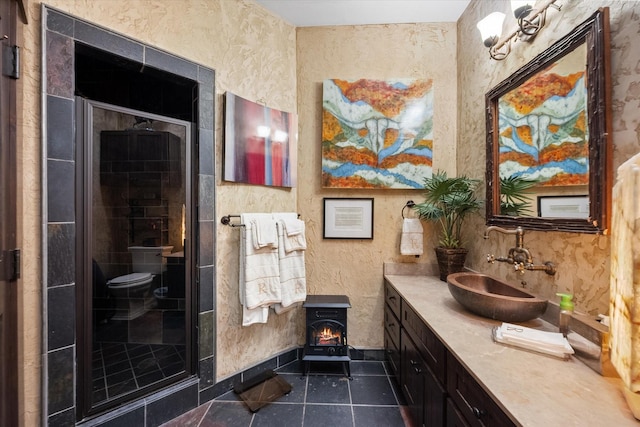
[384,273,637,426]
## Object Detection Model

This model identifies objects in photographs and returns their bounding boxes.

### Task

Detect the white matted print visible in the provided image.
[323,198,374,239]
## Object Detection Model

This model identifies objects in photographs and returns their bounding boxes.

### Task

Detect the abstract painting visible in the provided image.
[497,45,588,187]
[322,78,434,189]
[224,92,297,188]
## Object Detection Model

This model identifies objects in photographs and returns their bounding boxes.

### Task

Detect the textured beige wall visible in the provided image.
[296,23,458,350]
[458,0,640,316]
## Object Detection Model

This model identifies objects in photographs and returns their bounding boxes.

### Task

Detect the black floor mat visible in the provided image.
[233,369,292,412]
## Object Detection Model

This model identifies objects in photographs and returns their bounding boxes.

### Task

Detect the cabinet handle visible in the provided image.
[472,407,486,419]
[387,322,395,328]
[410,359,418,366]
[413,366,422,374]
[389,296,396,301]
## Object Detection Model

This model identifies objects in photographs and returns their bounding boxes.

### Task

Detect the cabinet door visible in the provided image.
[402,329,447,427]
[447,398,471,427]
[424,359,446,427]
[447,353,516,427]
[402,302,446,385]
[401,329,425,427]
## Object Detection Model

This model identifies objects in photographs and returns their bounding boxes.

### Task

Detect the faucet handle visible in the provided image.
[514,262,525,274]
[486,254,495,264]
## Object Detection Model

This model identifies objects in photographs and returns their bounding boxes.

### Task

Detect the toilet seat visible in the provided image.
[107,272,154,288]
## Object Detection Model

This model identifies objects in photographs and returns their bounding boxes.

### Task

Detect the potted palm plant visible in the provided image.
[413,171,482,281]
[500,175,538,216]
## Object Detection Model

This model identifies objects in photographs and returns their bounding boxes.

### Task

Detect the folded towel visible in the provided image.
[240,214,282,326]
[273,215,307,310]
[400,218,423,256]
[282,219,306,253]
[493,323,574,359]
[250,214,278,250]
[282,218,304,236]
[242,305,269,326]
[273,301,302,315]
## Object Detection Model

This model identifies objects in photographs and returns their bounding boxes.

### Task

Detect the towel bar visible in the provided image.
[220,214,243,227]
[220,213,301,228]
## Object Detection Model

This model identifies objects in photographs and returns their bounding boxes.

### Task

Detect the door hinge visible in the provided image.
[2,45,19,79]
[0,249,20,281]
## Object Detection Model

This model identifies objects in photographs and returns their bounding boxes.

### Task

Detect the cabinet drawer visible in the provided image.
[447,353,516,427]
[384,304,401,348]
[384,281,402,319]
[384,329,400,379]
[402,303,446,385]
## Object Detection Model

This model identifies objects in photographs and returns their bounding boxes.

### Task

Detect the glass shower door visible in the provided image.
[78,99,192,413]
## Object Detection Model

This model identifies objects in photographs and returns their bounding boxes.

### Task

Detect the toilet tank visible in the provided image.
[128,246,174,274]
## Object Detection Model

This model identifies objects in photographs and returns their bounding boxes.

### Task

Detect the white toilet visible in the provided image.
[107,245,173,320]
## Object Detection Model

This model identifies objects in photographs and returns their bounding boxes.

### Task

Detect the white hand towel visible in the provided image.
[250,214,278,250]
[282,218,304,236]
[400,218,424,256]
[240,214,282,326]
[273,214,307,312]
[282,219,306,253]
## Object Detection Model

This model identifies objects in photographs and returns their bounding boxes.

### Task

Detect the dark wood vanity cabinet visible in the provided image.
[384,282,402,380]
[384,280,515,427]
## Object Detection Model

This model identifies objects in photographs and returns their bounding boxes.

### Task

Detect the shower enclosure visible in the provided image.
[77,99,193,413]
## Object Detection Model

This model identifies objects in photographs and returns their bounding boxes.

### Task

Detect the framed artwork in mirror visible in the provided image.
[538,195,589,219]
[485,8,612,234]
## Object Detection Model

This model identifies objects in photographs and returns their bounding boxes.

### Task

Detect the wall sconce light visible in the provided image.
[477,12,508,60]
[477,0,562,60]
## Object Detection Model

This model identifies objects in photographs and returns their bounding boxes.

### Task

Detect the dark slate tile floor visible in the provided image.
[161,360,409,427]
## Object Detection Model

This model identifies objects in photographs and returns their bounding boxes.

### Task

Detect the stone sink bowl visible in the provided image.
[446,272,547,322]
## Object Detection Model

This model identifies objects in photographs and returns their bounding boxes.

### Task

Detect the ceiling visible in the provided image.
[254,0,472,27]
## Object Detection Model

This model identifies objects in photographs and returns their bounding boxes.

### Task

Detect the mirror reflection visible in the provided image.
[485,8,612,233]
[497,44,588,219]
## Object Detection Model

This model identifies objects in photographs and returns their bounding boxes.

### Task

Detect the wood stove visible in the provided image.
[302,295,351,377]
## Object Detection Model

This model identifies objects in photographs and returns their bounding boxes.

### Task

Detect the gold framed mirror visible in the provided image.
[485,8,612,234]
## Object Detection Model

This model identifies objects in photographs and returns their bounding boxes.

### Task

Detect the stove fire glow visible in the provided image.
[313,326,341,346]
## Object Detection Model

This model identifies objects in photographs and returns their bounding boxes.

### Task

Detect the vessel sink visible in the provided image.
[446,272,547,322]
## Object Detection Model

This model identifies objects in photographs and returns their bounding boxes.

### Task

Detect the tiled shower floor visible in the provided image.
[161,360,410,427]
[93,342,186,405]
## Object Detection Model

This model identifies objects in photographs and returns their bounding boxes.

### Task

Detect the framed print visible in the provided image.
[537,195,589,219]
[223,92,298,188]
[322,78,434,189]
[323,198,374,239]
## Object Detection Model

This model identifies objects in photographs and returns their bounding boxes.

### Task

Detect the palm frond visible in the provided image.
[500,176,538,216]
[413,171,482,248]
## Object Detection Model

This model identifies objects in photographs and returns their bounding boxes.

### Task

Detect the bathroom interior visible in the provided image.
[5,0,639,426]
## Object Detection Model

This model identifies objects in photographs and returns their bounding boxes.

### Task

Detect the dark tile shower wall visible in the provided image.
[43,7,215,426]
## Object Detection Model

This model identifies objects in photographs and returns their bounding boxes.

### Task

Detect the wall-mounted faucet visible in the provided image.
[484,226,556,275]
